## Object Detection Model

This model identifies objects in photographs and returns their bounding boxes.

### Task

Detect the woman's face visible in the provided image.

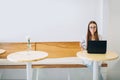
[89,23,97,34]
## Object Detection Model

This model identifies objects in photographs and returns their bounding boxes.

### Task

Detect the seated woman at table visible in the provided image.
[80,20,103,80]
[81,20,102,50]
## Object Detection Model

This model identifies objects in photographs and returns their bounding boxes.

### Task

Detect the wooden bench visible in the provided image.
[0,42,107,69]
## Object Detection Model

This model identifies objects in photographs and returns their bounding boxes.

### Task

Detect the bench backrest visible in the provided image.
[0,42,35,58]
[0,42,81,58]
[36,42,81,58]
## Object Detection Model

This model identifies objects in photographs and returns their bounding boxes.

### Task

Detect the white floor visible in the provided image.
[0,68,107,80]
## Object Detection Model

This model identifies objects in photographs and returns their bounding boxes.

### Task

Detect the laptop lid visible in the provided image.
[87,40,107,54]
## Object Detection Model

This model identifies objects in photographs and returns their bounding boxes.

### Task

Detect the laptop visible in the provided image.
[87,40,107,54]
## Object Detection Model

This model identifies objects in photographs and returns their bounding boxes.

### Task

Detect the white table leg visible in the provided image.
[93,61,99,80]
[36,68,39,80]
[67,68,70,80]
[26,62,32,80]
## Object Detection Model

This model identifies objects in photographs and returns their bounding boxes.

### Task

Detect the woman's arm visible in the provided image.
[80,36,87,50]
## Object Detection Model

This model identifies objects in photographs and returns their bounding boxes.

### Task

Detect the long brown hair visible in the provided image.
[87,21,99,46]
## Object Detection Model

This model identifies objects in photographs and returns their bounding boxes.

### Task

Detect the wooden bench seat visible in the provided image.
[0,58,107,69]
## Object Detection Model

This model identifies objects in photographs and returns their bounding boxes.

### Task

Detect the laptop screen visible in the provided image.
[87,40,107,54]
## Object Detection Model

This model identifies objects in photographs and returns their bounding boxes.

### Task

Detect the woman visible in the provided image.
[81,20,102,50]
[81,20,103,80]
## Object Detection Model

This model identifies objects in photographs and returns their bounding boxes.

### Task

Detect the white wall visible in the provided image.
[0,0,102,42]
[107,0,120,80]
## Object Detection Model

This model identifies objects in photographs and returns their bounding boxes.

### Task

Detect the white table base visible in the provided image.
[36,68,39,80]
[26,62,32,80]
[67,68,70,80]
[93,61,99,80]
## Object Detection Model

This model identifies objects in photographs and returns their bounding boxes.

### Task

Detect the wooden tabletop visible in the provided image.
[7,51,48,62]
[77,51,119,61]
